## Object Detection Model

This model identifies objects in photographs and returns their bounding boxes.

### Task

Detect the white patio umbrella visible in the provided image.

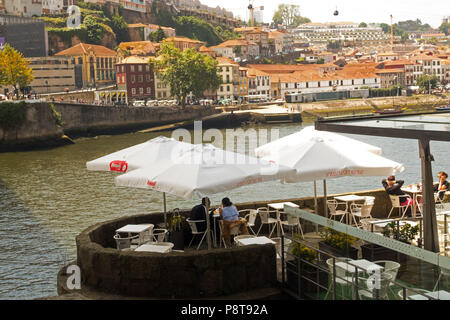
[255,126,404,218]
[86,136,194,227]
[114,143,297,249]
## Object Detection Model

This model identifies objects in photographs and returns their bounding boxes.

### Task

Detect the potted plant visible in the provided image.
[361,222,419,263]
[286,234,328,298]
[318,228,358,260]
[168,208,185,250]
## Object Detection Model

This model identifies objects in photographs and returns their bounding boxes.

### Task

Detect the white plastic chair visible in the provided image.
[327,200,347,223]
[240,209,258,235]
[135,224,154,244]
[397,288,430,300]
[186,218,207,250]
[280,212,304,239]
[325,257,356,300]
[256,207,277,236]
[350,203,374,227]
[152,228,168,243]
[387,195,412,219]
[113,234,139,251]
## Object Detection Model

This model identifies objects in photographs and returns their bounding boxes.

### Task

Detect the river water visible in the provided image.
[1,121,449,299]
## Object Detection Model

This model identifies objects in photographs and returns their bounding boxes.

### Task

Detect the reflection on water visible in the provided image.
[1,122,449,299]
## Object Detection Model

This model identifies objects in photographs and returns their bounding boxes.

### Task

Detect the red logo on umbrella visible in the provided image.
[147,180,157,188]
[109,160,128,173]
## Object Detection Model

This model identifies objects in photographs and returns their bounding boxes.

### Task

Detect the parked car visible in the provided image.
[133,100,146,107]
[0,94,8,101]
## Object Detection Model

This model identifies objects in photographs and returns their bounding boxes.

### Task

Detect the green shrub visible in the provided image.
[49,103,63,127]
[382,222,419,244]
[0,102,27,130]
[290,234,317,263]
[320,228,356,251]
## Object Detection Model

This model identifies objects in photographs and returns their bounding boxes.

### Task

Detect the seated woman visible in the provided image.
[382,176,413,206]
[219,197,248,247]
[434,171,449,202]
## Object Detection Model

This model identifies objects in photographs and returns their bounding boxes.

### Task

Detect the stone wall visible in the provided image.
[0,103,70,151]
[53,103,221,136]
[76,212,277,298]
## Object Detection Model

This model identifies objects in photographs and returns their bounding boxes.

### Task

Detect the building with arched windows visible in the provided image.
[55,43,117,88]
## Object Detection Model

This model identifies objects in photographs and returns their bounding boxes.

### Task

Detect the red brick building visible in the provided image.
[116,56,155,101]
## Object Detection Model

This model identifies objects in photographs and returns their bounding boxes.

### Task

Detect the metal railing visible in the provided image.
[280,234,444,300]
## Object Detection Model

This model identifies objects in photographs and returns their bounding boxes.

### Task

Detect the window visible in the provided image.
[146,75,151,82]
[132,88,136,95]
[122,76,125,83]
[146,87,151,94]
[318,82,320,87]
[139,88,144,94]
[227,86,230,92]
[163,91,166,97]
[131,75,135,83]
[121,65,124,72]
[138,75,143,83]
[146,65,150,72]
[138,65,143,72]
[131,65,135,72]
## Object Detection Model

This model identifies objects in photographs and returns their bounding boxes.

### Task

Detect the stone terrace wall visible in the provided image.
[76,212,277,298]
[54,103,220,136]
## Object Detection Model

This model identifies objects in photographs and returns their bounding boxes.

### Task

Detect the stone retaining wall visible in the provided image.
[76,212,277,299]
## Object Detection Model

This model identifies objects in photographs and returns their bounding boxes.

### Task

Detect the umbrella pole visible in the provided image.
[323,180,328,219]
[163,192,167,229]
[205,197,212,250]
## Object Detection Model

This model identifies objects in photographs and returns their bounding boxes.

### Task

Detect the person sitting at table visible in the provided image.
[190,197,212,232]
[382,176,413,207]
[434,171,449,201]
[219,197,248,247]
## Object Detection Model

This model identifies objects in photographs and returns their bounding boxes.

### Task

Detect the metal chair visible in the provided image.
[387,195,412,219]
[240,209,258,235]
[326,199,347,223]
[113,234,139,251]
[280,212,304,239]
[373,260,401,295]
[152,228,168,243]
[186,218,207,250]
[256,207,277,236]
[350,203,374,227]
[357,272,393,300]
[364,196,376,205]
[325,257,356,300]
[433,265,450,291]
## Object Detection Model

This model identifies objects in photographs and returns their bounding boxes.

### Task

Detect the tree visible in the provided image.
[150,26,166,43]
[272,4,310,27]
[0,44,34,97]
[359,22,368,28]
[439,22,449,36]
[109,14,130,43]
[83,15,104,44]
[151,43,222,108]
[416,74,439,93]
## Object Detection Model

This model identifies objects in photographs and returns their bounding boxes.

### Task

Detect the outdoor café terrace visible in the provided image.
[70,116,450,300]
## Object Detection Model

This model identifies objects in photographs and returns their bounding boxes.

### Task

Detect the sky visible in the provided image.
[201,0,449,28]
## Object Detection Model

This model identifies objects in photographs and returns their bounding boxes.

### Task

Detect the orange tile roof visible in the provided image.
[375,68,405,74]
[117,56,152,64]
[55,43,116,56]
[216,56,239,65]
[118,41,157,56]
[164,36,204,44]
[216,39,258,47]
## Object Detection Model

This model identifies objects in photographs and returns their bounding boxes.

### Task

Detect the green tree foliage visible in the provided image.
[149,26,166,43]
[110,15,130,43]
[272,4,310,27]
[327,40,343,50]
[83,15,104,44]
[359,22,368,28]
[439,22,449,36]
[380,19,433,42]
[0,44,34,96]
[416,75,439,92]
[151,43,222,108]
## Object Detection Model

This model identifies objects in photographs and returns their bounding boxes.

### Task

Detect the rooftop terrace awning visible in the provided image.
[315,111,450,253]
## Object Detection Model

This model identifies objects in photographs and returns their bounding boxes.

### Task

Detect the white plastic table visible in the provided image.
[268,202,299,237]
[135,242,173,253]
[409,290,450,300]
[115,224,154,245]
[334,195,366,225]
[236,236,276,246]
[366,219,418,232]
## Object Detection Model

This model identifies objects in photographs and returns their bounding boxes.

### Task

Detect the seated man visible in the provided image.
[190,197,210,232]
[382,176,412,207]
[219,197,248,247]
[434,171,449,202]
